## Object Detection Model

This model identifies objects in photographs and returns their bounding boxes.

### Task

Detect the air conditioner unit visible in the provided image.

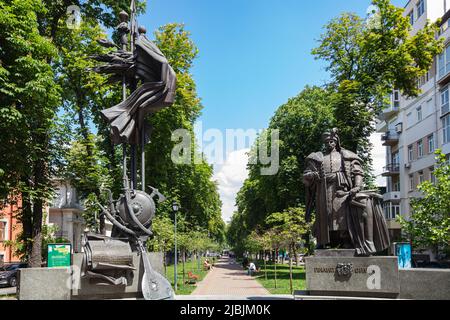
[405,163,411,169]
[395,123,403,134]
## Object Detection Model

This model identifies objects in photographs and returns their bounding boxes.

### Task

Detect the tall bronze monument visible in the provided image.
[303,128,390,256]
[76,0,176,300]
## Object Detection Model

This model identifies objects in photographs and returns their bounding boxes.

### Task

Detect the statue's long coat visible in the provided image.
[303,149,390,255]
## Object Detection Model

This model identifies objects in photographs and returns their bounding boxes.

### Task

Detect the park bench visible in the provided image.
[186,271,199,284]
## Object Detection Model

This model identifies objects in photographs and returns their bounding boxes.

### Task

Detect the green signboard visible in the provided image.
[47,243,72,268]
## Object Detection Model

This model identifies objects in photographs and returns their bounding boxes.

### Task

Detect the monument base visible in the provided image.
[305,250,400,299]
[71,252,165,300]
[17,252,165,300]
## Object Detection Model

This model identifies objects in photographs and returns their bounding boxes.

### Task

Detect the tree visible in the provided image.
[227,211,249,257]
[265,229,284,289]
[312,0,443,182]
[245,230,272,281]
[265,207,312,294]
[0,0,61,266]
[398,150,450,258]
[139,24,225,241]
[147,215,174,275]
[230,86,334,251]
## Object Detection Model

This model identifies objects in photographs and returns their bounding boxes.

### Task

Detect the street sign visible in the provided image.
[47,243,72,268]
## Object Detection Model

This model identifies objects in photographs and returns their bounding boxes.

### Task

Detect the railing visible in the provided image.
[383,163,400,174]
[381,131,399,142]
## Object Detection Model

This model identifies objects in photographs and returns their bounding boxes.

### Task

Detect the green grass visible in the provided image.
[163,257,211,295]
[252,261,306,294]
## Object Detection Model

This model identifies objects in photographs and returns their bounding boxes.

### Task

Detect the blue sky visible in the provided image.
[140,0,405,134]
[136,0,406,222]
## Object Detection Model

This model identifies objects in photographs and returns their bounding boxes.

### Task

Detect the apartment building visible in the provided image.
[376,0,450,240]
[0,197,23,264]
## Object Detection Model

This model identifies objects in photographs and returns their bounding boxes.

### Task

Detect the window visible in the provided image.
[441,87,449,115]
[392,89,400,108]
[383,202,401,220]
[409,175,415,191]
[417,106,422,121]
[392,152,399,165]
[430,168,436,184]
[0,221,6,241]
[443,114,450,144]
[408,10,414,25]
[438,46,450,79]
[426,98,434,117]
[428,134,435,153]
[407,112,413,128]
[393,179,400,192]
[417,139,424,158]
[408,145,414,161]
[417,0,425,18]
[418,171,425,185]
[418,71,430,87]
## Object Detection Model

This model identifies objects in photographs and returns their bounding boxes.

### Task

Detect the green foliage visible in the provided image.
[148,215,175,253]
[1,1,222,263]
[0,0,60,198]
[312,0,443,179]
[0,0,62,265]
[265,207,312,251]
[398,150,450,256]
[141,24,225,241]
[228,86,334,253]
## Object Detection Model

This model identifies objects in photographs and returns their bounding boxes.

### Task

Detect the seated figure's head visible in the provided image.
[322,128,341,152]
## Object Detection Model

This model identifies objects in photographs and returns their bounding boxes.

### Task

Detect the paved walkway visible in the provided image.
[191,258,270,296]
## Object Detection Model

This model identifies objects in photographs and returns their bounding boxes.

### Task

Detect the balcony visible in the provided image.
[378,104,399,121]
[386,219,402,230]
[381,131,399,146]
[382,191,401,203]
[382,163,400,177]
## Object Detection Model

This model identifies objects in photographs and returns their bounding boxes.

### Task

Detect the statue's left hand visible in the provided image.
[349,187,361,196]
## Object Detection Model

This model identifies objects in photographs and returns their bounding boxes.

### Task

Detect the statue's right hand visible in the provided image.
[304,172,319,180]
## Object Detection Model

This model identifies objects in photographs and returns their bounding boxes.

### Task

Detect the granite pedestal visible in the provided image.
[71,252,164,300]
[305,250,400,298]
[17,252,165,300]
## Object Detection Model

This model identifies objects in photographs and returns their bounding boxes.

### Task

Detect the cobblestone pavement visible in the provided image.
[191,258,270,296]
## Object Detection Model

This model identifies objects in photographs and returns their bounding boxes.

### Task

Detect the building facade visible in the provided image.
[0,197,23,264]
[377,0,450,241]
[47,179,112,254]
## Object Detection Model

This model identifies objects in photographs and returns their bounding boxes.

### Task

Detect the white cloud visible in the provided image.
[212,134,386,224]
[370,132,387,187]
[213,149,250,224]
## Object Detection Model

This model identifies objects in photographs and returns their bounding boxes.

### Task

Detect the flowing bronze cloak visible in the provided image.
[92,34,177,145]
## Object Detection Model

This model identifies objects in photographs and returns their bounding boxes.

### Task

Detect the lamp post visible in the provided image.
[172,201,179,291]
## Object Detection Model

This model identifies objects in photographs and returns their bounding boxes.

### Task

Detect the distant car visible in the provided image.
[0,262,28,287]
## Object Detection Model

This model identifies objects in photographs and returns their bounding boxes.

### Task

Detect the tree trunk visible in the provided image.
[274,250,277,289]
[182,249,186,285]
[263,251,268,281]
[163,245,167,276]
[29,155,47,268]
[20,188,33,261]
[293,246,298,266]
[30,198,44,267]
[289,245,293,294]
